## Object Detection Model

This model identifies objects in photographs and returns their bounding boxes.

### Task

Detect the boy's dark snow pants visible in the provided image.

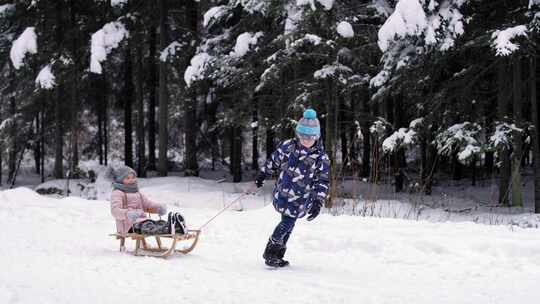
[271,214,297,246]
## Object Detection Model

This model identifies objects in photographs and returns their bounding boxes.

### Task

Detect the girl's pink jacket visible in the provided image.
[110,189,161,236]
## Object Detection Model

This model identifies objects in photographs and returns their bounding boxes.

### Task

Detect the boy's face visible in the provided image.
[122,173,137,185]
[299,137,315,148]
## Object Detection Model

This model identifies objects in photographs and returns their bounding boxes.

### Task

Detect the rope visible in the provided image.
[198,185,257,230]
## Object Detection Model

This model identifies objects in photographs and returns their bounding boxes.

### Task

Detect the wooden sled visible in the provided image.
[110,229,201,258]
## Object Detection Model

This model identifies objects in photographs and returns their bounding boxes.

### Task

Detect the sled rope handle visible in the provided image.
[198,185,257,230]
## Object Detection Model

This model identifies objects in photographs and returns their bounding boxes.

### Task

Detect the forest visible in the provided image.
[1,0,540,213]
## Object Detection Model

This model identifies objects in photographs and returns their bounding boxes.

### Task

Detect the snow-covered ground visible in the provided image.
[1,177,540,304]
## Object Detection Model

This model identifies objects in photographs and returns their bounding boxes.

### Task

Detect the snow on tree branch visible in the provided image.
[337,21,354,38]
[90,21,129,74]
[370,0,393,18]
[184,53,212,87]
[230,32,263,57]
[111,0,128,7]
[382,128,416,153]
[314,63,352,84]
[378,0,466,52]
[230,0,269,15]
[10,27,37,70]
[372,0,466,91]
[35,64,55,90]
[290,34,323,48]
[378,0,427,52]
[203,6,230,28]
[297,0,335,11]
[491,25,528,56]
[160,41,185,62]
[435,122,482,164]
[370,118,392,139]
[489,122,523,149]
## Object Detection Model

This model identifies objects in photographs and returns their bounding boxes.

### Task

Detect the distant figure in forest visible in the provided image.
[109,166,168,237]
[255,109,330,267]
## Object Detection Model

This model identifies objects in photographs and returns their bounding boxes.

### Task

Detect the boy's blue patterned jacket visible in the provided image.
[260,138,330,218]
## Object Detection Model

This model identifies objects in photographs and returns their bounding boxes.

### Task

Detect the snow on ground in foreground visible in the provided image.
[1,179,540,304]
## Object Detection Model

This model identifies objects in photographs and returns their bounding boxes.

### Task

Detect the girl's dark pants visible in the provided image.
[271,214,297,246]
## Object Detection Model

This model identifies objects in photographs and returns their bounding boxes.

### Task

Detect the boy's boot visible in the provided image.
[263,238,289,267]
[276,246,289,267]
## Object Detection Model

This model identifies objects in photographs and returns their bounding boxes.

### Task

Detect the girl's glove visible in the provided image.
[126,210,145,221]
[306,200,322,221]
[158,205,167,216]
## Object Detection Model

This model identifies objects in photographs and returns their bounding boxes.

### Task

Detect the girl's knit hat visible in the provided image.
[112,166,136,183]
[295,109,321,140]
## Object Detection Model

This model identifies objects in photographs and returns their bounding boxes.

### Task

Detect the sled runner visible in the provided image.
[110,229,201,258]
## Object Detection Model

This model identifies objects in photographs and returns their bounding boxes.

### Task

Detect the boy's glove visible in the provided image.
[306,200,322,221]
[158,205,167,216]
[126,210,145,221]
[255,173,265,188]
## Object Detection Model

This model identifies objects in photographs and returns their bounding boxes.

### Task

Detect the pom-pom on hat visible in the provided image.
[295,109,321,140]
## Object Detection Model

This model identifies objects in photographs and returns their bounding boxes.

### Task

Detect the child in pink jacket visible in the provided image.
[110,166,166,236]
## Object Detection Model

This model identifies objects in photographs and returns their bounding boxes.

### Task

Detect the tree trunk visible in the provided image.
[123,47,134,168]
[452,152,462,180]
[531,46,540,213]
[423,125,437,195]
[8,96,16,181]
[340,97,349,168]
[136,43,146,177]
[230,126,243,182]
[41,95,46,183]
[485,150,494,177]
[147,3,158,171]
[157,0,170,176]
[393,94,406,192]
[34,114,41,175]
[69,0,79,176]
[511,54,523,207]
[53,2,64,179]
[97,77,104,165]
[70,127,79,177]
[184,0,199,176]
[361,121,370,178]
[325,80,338,206]
[96,75,107,166]
[184,93,199,176]
[471,155,477,186]
[266,128,275,159]
[53,84,64,179]
[206,94,218,171]
[252,104,259,171]
[497,60,511,206]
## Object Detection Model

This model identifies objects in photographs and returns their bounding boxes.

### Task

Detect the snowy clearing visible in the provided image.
[1,177,540,304]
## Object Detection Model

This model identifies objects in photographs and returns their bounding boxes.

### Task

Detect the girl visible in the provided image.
[110,166,167,237]
[255,109,330,267]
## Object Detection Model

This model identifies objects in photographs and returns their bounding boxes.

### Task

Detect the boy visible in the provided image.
[255,109,330,267]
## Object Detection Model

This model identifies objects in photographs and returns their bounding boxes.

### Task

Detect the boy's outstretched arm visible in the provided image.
[256,141,288,187]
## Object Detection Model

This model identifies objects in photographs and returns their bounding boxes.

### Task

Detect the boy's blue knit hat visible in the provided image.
[295,109,321,140]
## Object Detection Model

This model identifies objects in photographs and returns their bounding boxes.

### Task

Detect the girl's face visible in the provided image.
[122,173,137,185]
[299,137,315,148]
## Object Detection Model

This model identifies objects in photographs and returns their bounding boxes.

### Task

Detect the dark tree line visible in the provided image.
[1,0,540,213]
